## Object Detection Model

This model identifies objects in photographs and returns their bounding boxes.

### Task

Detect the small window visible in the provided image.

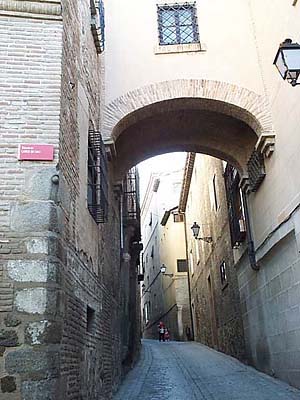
[150,245,154,258]
[87,130,108,224]
[87,305,95,333]
[212,174,218,211]
[189,251,194,275]
[173,213,184,223]
[157,2,199,46]
[220,261,227,285]
[149,212,153,226]
[177,259,187,272]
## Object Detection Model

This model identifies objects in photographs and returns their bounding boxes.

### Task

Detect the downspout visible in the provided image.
[241,190,260,271]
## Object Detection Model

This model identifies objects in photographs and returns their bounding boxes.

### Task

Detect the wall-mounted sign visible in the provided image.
[18,144,54,161]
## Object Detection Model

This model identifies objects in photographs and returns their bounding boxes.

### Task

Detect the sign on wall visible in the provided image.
[18,144,54,161]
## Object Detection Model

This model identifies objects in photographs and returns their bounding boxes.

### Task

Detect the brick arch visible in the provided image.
[103,79,273,141]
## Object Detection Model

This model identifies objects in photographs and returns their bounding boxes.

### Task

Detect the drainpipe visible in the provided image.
[183,213,195,340]
[241,190,260,271]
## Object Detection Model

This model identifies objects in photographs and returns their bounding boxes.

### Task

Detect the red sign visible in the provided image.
[18,144,54,161]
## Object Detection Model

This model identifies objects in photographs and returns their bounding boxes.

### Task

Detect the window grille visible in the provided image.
[87,130,108,224]
[157,2,199,46]
[177,259,188,272]
[224,164,246,247]
[123,167,140,222]
[247,150,266,192]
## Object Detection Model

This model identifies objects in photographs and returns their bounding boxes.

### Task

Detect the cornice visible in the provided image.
[0,0,62,20]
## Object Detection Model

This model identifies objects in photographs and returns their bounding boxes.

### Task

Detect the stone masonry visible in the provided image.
[0,1,140,399]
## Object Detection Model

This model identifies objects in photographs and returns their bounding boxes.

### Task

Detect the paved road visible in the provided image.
[114,339,300,400]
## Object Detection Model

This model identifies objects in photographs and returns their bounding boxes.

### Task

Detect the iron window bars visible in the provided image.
[224,165,246,248]
[157,2,199,46]
[87,130,108,224]
[247,150,266,192]
[123,167,140,222]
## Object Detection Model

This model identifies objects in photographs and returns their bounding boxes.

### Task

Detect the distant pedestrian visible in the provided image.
[164,327,170,341]
[185,326,192,341]
[158,321,165,342]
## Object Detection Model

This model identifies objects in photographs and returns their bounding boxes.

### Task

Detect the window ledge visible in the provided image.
[154,42,206,55]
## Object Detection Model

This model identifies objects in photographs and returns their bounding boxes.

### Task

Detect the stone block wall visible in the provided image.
[237,221,300,389]
[186,155,246,360]
[0,2,63,397]
[0,0,140,399]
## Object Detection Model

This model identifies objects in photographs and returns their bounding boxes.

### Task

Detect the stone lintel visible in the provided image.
[255,133,276,158]
[0,0,62,20]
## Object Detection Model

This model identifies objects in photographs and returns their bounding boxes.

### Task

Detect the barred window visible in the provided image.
[87,130,108,223]
[224,164,246,247]
[177,259,188,272]
[157,2,199,46]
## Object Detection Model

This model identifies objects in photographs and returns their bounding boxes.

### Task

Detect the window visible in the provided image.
[173,213,184,223]
[177,259,188,272]
[87,130,108,223]
[220,261,227,286]
[212,174,218,211]
[87,305,95,333]
[224,164,246,247]
[157,3,199,46]
[189,250,194,275]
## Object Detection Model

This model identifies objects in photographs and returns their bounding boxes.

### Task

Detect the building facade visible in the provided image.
[141,171,191,341]
[180,153,246,360]
[0,1,141,399]
[104,0,300,389]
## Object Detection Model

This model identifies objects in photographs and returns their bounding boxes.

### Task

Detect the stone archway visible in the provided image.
[103,79,274,180]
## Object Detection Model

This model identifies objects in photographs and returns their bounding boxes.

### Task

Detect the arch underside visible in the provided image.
[112,99,259,180]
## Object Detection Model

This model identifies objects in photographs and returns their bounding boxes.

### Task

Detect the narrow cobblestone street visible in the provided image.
[114,340,300,400]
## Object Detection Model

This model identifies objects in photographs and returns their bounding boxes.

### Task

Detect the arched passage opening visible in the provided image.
[112,97,259,181]
[104,79,272,182]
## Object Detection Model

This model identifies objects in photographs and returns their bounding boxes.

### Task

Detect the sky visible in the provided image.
[137,152,187,202]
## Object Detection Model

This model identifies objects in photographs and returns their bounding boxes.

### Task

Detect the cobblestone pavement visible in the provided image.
[114,339,300,400]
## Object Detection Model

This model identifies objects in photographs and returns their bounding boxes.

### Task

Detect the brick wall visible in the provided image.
[0,1,140,399]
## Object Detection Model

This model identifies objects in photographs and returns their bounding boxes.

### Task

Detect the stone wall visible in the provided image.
[0,0,139,399]
[185,155,246,360]
[237,215,300,389]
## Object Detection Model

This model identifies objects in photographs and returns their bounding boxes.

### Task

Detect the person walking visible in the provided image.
[158,321,165,342]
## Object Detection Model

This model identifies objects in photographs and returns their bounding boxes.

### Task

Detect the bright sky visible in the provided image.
[137,152,187,202]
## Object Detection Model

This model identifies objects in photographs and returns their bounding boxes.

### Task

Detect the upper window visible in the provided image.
[157,2,199,46]
[177,259,188,272]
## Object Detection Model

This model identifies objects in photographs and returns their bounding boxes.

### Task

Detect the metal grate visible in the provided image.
[87,130,108,224]
[123,167,140,222]
[157,2,199,46]
[247,150,266,192]
[224,164,246,248]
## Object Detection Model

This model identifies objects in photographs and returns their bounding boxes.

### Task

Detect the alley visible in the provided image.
[114,340,300,400]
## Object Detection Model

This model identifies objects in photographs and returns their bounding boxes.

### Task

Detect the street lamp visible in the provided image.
[273,38,300,86]
[160,264,173,277]
[190,222,213,243]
